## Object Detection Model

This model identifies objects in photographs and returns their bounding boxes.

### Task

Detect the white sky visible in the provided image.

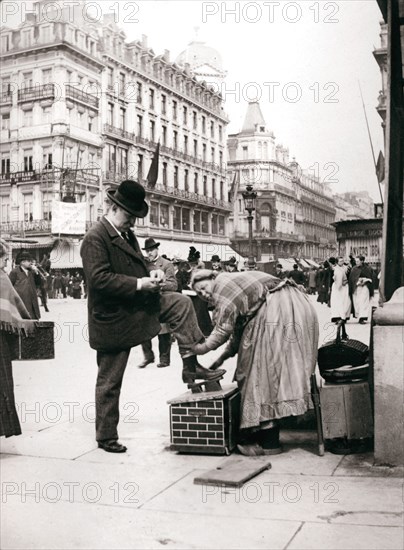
[3,0,385,201]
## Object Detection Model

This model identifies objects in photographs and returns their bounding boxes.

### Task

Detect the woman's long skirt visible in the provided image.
[0,332,22,437]
[330,283,351,321]
[353,286,370,320]
[235,286,319,430]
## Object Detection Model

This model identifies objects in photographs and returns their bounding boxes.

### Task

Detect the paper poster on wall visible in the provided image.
[51,200,87,235]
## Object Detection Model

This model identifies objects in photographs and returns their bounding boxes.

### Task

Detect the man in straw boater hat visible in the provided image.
[81,180,225,453]
[137,237,177,369]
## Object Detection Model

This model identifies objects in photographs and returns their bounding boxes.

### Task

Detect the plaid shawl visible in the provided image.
[0,270,36,334]
[210,271,284,339]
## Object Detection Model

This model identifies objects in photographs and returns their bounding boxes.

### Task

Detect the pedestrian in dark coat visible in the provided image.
[316,261,332,305]
[137,238,178,369]
[80,180,224,453]
[9,252,41,320]
[288,264,305,286]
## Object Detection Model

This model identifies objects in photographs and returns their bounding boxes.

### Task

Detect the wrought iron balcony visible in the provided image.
[0,91,12,104]
[144,183,232,211]
[18,84,56,103]
[103,124,135,142]
[65,84,99,109]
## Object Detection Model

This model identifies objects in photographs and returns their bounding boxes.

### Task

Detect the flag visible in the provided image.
[376,151,385,183]
[147,142,160,187]
[228,170,239,203]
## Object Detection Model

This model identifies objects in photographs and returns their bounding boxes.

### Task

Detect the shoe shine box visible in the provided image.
[168,385,240,455]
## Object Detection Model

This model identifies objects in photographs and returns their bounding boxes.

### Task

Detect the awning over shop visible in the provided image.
[299,259,312,269]
[306,259,320,268]
[9,236,56,249]
[138,238,246,264]
[277,258,296,271]
[50,239,83,269]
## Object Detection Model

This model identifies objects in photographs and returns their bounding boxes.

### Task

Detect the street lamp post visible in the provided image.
[242,183,257,270]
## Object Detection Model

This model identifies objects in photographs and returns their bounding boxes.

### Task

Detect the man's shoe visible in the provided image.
[98,440,127,453]
[157,361,170,368]
[182,364,226,383]
[137,356,155,369]
[195,364,225,380]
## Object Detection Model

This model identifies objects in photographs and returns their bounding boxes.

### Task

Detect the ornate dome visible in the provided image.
[176,40,224,73]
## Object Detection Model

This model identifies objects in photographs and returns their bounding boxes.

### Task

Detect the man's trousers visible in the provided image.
[95,292,204,441]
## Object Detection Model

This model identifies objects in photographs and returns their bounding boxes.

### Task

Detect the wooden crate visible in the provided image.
[320,381,373,440]
[168,385,240,455]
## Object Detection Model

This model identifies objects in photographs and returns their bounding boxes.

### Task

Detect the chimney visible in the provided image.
[142,34,148,48]
[164,49,170,62]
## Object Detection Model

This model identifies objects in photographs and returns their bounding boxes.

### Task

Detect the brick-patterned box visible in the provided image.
[167,385,240,455]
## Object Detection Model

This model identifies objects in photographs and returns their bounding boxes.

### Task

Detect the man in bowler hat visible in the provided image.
[9,251,41,319]
[137,238,177,369]
[81,180,224,453]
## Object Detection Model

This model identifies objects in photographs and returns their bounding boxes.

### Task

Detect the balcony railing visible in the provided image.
[233,230,299,241]
[144,183,232,210]
[18,84,56,103]
[0,91,12,104]
[65,84,99,109]
[159,144,226,174]
[103,124,135,142]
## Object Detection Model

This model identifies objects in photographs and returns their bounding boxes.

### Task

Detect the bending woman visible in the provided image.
[191,270,319,456]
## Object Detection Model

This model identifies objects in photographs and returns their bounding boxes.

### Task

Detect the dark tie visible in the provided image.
[121,232,132,246]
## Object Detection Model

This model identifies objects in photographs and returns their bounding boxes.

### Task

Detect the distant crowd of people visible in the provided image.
[274,255,377,325]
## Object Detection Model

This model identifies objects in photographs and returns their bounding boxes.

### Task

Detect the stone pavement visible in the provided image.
[1,294,403,549]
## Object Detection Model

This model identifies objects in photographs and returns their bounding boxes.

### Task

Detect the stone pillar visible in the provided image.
[373,287,404,465]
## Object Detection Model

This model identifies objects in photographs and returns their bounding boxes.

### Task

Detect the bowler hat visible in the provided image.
[107,180,148,218]
[142,237,160,251]
[211,255,221,263]
[17,251,34,263]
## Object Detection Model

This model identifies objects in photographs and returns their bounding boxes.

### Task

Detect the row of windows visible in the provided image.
[106,71,223,138]
[149,202,225,235]
[0,193,97,223]
[1,147,98,175]
[3,105,97,131]
[1,25,97,55]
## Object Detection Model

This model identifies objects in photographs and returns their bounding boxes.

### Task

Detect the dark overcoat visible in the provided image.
[9,267,40,320]
[80,217,161,352]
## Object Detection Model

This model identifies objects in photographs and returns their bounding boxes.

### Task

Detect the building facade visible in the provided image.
[334,191,375,221]
[228,102,337,263]
[0,0,232,263]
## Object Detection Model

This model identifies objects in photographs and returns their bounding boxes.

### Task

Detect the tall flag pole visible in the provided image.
[147,142,160,187]
[358,81,384,204]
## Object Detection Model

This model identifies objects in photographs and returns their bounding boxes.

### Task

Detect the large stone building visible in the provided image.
[228,102,337,264]
[334,191,375,221]
[0,0,233,264]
